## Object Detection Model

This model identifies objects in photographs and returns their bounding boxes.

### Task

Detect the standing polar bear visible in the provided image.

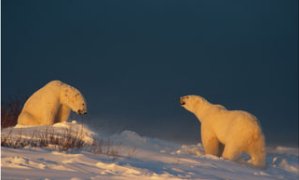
[17,80,87,126]
[180,95,265,167]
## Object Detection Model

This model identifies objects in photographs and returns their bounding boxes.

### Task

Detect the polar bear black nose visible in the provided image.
[180,98,186,105]
[78,109,87,115]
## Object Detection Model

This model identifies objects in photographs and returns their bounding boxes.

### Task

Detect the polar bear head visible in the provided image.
[180,95,207,113]
[61,85,87,115]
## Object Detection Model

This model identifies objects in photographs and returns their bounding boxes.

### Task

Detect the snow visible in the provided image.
[11,121,94,145]
[1,122,298,180]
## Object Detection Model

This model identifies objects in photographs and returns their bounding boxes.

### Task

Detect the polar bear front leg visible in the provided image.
[42,106,58,125]
[55,105,71,123]
[201,125,221,156]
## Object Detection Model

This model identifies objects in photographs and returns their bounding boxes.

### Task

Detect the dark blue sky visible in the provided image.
[2,0,298,145]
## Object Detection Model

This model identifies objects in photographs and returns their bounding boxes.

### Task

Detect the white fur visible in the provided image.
[180,95,265,167]
[17,80,87,126]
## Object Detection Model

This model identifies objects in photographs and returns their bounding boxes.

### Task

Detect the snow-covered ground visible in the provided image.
[1,122,298,180]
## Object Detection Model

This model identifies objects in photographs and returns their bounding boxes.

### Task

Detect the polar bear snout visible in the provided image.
[180,96,191,106]
[78,109,87,115]
[180,95,198,112]
[180,97,186,105]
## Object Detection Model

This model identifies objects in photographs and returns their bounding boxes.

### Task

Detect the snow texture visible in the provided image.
[1,122,298,180]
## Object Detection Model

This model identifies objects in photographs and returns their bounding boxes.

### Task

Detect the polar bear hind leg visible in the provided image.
[222,143,242,161]
[18,112,39,126]
[247,136,266,167]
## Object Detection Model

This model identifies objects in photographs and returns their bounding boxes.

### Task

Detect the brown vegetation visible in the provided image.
[1,99,23,129]
[1,126,122,156]
[1,127,86,151]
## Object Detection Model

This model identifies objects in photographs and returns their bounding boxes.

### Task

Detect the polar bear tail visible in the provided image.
[248,132,266,168]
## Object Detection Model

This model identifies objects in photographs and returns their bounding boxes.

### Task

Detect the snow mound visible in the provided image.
[110,130,178,152]
[118,130,147,144]
[274,146,299,156]
[279,159,299,175]
[1,121,95,149]
[176,143,204,156]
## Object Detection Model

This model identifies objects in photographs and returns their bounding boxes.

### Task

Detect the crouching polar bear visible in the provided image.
[180,95,265,167]
[17,80,87,126]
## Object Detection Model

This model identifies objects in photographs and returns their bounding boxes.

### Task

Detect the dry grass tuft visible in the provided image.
[1,127,86,151]
[1,126,122,156]
[90,138,120,157]
[1,98,23,129]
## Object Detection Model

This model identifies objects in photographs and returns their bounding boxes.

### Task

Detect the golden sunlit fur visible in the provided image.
[180,95,265,167]
[17,80,87,126]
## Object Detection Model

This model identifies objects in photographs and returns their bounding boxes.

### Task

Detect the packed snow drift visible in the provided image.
[1,122,298,179]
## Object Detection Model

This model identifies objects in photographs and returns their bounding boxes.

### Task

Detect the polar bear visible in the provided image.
[180,95,265,167]
[17,80,87,126]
